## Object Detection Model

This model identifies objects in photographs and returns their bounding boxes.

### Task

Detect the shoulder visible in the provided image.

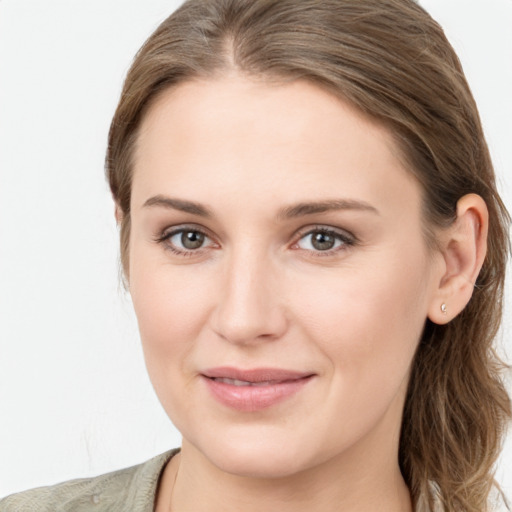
[0,449,178,512]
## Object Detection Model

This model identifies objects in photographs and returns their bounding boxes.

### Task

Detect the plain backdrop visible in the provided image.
[1,0,511,499]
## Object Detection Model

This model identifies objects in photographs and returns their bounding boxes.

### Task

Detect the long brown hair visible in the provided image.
[106,1,511,509]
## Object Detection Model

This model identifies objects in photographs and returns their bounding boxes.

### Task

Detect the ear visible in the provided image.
[115,203,124,225]
[428,194,488,325]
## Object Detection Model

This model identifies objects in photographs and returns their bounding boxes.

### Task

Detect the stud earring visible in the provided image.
[440,303,447,315]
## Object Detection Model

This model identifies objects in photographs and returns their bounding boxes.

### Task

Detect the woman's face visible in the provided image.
[128,76,444,478]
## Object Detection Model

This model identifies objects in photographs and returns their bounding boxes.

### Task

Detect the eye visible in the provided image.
[172,230,206,250]
[155,227,216,255]
[294,227,354,253]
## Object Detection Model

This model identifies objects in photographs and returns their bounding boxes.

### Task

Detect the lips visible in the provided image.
[209,377,283,387]
[201,367,315,412]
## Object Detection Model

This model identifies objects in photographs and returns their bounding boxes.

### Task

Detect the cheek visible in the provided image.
[132,274,205,348]
[288,253,430,443]
[128,246,216,391]
[292,248,431,384]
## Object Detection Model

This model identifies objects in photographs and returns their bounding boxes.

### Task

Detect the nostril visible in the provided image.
[210,266,288,344]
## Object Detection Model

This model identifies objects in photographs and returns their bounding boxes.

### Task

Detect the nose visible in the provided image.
[210,247,288,345]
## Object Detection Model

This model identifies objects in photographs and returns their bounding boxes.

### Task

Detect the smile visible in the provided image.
[211,378,287,387]
[201,367,315,412]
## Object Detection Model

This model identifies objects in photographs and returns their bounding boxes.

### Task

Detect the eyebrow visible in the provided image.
[143,195,213,217]
[276,199,379,220]
[142,195,379,219]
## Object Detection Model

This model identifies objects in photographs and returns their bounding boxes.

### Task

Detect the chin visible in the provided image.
[211,448,308,479]
[186,427,325,479]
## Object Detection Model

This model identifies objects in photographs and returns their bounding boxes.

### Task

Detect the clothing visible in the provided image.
[1,448,509,512]
[0,449,178,512]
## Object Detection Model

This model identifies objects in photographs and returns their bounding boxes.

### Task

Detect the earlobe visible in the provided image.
[428,194,488,325]
[115,204,124,225]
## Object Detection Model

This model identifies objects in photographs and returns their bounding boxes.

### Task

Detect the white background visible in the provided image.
[1,0,511,499]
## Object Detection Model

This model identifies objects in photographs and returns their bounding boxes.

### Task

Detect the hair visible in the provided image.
[106,0,511,510]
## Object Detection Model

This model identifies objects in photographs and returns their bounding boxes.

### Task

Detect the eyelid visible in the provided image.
[153,223,357,257]
[154,224,218,255]
[290,225,357,254]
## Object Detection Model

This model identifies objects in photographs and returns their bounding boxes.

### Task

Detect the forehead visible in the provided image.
[135,75,395,165]
[132,75,421,218]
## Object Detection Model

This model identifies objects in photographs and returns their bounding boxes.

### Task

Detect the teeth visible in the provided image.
[213,377,276,386]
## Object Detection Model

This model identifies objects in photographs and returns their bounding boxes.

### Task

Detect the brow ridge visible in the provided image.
[143,195,212,217]
[142,195,378,220]
[277,199,379,220]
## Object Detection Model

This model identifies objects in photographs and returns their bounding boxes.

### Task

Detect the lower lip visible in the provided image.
[202,376,313,412]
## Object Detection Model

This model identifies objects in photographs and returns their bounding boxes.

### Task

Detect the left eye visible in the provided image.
[296,230,350,252]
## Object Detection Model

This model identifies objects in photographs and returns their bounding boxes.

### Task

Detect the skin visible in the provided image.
[126,74,487,512]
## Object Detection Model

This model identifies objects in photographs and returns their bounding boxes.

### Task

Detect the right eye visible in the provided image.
[156,227,216,255]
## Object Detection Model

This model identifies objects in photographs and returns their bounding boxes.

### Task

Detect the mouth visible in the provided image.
[209,377,293,387]
[201,367,315,412]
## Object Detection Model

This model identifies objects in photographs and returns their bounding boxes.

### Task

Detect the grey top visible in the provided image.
[1,448,509,511]
[0,449,178,512]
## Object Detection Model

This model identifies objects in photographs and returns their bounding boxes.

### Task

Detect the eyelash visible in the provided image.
[154,225,214,257]
[154,225,357,258]
[292,226,356,257]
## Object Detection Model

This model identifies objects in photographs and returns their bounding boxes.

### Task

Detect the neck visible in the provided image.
[155,380,413,512]
[160,425,412,512]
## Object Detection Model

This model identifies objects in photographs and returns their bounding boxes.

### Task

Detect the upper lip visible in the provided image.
[201,367,315,383]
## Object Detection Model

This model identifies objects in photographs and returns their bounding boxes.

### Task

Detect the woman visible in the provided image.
[1,0,510,510]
